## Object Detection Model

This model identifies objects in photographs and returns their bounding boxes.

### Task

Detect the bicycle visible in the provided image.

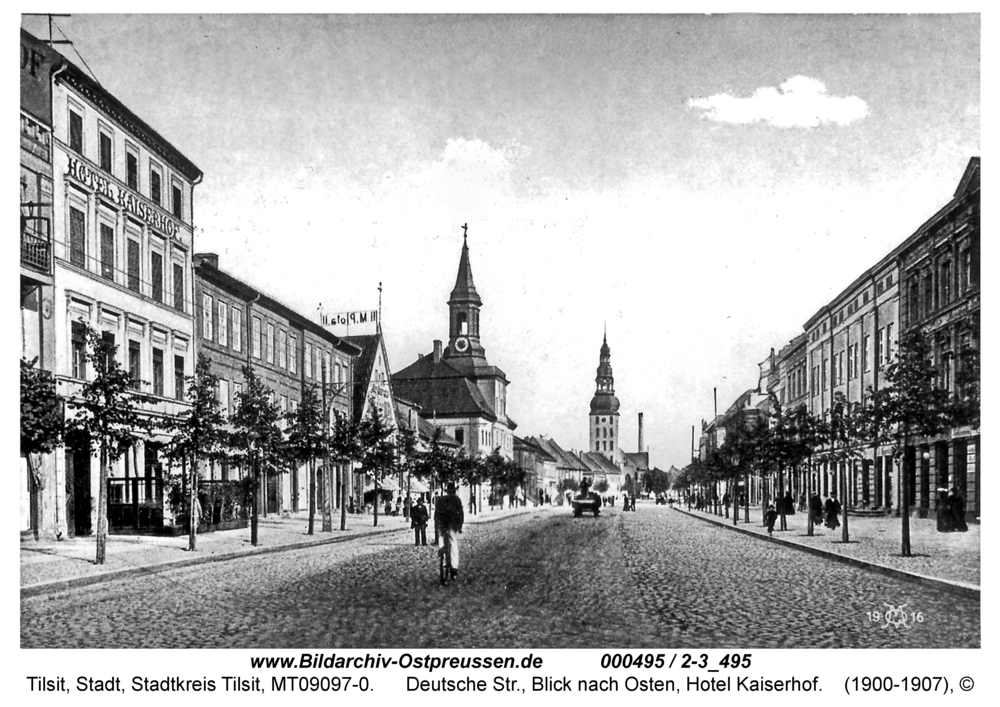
[438,531,455,585]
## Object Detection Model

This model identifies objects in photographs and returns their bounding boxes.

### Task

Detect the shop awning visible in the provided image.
[406,477,430,494]
[363,475,399,492]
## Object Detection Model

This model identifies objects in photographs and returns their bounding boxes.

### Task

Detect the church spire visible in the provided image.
[450,223,482,307]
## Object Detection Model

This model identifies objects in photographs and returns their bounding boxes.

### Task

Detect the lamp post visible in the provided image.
[247,430,259,547]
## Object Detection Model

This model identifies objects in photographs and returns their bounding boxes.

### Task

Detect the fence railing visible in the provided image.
[108,477,165,533]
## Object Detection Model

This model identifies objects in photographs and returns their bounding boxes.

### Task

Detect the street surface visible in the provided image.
[21,505,979,648]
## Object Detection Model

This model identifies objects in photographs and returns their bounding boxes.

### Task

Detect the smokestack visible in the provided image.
[433,340,443,363]
[638,412,644,452]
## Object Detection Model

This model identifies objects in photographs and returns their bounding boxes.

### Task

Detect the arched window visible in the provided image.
[595,442,600,451]
[457,312,468,336]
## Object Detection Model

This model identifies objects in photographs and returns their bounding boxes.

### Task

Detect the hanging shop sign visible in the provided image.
[320,310,379,328]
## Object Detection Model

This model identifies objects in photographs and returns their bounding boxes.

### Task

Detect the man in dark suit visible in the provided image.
[410,497,429,546]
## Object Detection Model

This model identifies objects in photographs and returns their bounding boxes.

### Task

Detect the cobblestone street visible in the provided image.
[21,505,978,649]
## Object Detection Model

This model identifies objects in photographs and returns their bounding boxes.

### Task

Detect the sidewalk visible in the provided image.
[674,504,980,598]
[21,503,547,596]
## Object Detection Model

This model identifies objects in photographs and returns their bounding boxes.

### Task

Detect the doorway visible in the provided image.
[65,431,92,536]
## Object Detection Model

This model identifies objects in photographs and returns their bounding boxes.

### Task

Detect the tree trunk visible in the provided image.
[189,455,198,551]
[373,476,379,527]
[322,460,335,532]
[340,462,348,531]
[778,465,787,531]
[250,452,259,547]
[841,461,850,543]
[96,442,108,565]
[308,457,315,535]
[901,436,911,556]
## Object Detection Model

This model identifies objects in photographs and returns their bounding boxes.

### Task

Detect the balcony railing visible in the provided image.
[21,222,51,274]
[108,477,165,533]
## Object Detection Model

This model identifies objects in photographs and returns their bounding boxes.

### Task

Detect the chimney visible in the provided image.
[638,412,644,452]
[195,252,219,269]
[433,340,443,363]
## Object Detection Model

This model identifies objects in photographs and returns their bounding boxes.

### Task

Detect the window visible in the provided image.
[278,330,287,369]
[171,181,183,219]
[266,322,275,363]
[170,263,183,311]
[218,379,230,416]
[69,206,86,268]
[128,340,141,390]
[942,352,953,392]
[886,274,893,288]
[886,323,894,359]
[940,260,952,305]
[962,248,973,291]
[99,130,112,173]
[863,334,870,372]
[924,274,934,315]
[252,317,261,358]
[233,383,243,411]
[174,355,185,400]
[877,327,885,366]
[101,331,116,373]
[202,294,213,340]
[71,321,87,378]
[821,359,827,390]
[127,239,140,292]
[232,308,242,352]
[837,352,844,385]
[126,149,138,190]
[69,109,83,153]
[289,336,297,374]
[863,290,870,304]
[305,343,313,378]
[151,251,163,302]
[150,167,162,205]
[99,223,115,281]
[152,348,164,396]
[909,278,920,322]
[315,347,321,380]
[324,352,332,382]
[218,301,228,347]
[455,428,464,445]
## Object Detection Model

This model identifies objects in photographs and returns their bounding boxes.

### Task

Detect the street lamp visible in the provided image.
[247,430,259,547]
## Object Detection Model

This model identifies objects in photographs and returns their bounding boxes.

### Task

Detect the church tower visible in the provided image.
[589,330,621,458]
[444,226,489,372]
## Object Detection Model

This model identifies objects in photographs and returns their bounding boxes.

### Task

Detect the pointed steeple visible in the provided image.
[450,227,482,306]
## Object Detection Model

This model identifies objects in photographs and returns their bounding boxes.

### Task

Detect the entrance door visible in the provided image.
[65,434,92,536]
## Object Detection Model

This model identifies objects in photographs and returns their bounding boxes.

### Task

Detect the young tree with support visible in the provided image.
[358,406,396,527]
[867,332,950,557]
[329,410,362,531]
[21,357,65,539]
[163,355,227,551]
[395,426,419,519]
[828,392,868,543]
[285,385,325,536]
[229,365,284,547]
[66,325,153,564]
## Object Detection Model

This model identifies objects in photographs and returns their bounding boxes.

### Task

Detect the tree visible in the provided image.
[593,478,609,495]
[868,332,951,557]
[229,365,284,547]
[285,386,326,535]
[951,345,980,430]
[789,406,828,537]
[827,392,868,543]
[21,358,65,538]
[455,450,486,513]
[357,406,396,527]
[414,426,458,489]
[643,467,672,496]
[395,426,419,518]
[328,410,362,531]
[163,355,227,551]
[556,477,579,499]
[65,325,153,564]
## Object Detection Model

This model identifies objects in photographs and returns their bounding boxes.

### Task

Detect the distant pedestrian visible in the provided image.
[810,493,823,525]
[765,504,778,536]
[824,493,841,530]
[948,487,968,532]
[723,492,731,518]
[783,491,795,515]
[935,489,953,532]
[411,498,429,546]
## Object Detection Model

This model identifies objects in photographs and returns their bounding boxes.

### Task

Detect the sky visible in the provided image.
[19,13,980,470]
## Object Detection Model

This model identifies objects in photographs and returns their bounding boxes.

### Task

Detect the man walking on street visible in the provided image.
[411,497,429,546]
[436,482,465,579]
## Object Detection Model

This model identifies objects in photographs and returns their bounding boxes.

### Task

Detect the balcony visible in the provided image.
[21,220,51,275]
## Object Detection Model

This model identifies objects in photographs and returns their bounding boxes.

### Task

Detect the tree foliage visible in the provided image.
[21,357,65,488]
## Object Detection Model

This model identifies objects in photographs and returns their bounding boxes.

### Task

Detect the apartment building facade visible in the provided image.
[48,45,203,538]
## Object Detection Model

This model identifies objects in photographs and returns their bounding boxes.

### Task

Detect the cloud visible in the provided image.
[687,75,869,128]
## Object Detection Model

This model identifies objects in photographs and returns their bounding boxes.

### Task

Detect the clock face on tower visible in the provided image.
[454,337,470,353]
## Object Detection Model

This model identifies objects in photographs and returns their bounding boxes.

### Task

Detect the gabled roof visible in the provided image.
[529,437,587,471]
[418,418,462,447]
[582,452,621,475]
[392,352,498,421]
[514,436,558,463]
[343,333,398,425]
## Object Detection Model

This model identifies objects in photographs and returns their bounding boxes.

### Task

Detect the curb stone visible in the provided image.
[673,507,980,601]
[21,507,543,598]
